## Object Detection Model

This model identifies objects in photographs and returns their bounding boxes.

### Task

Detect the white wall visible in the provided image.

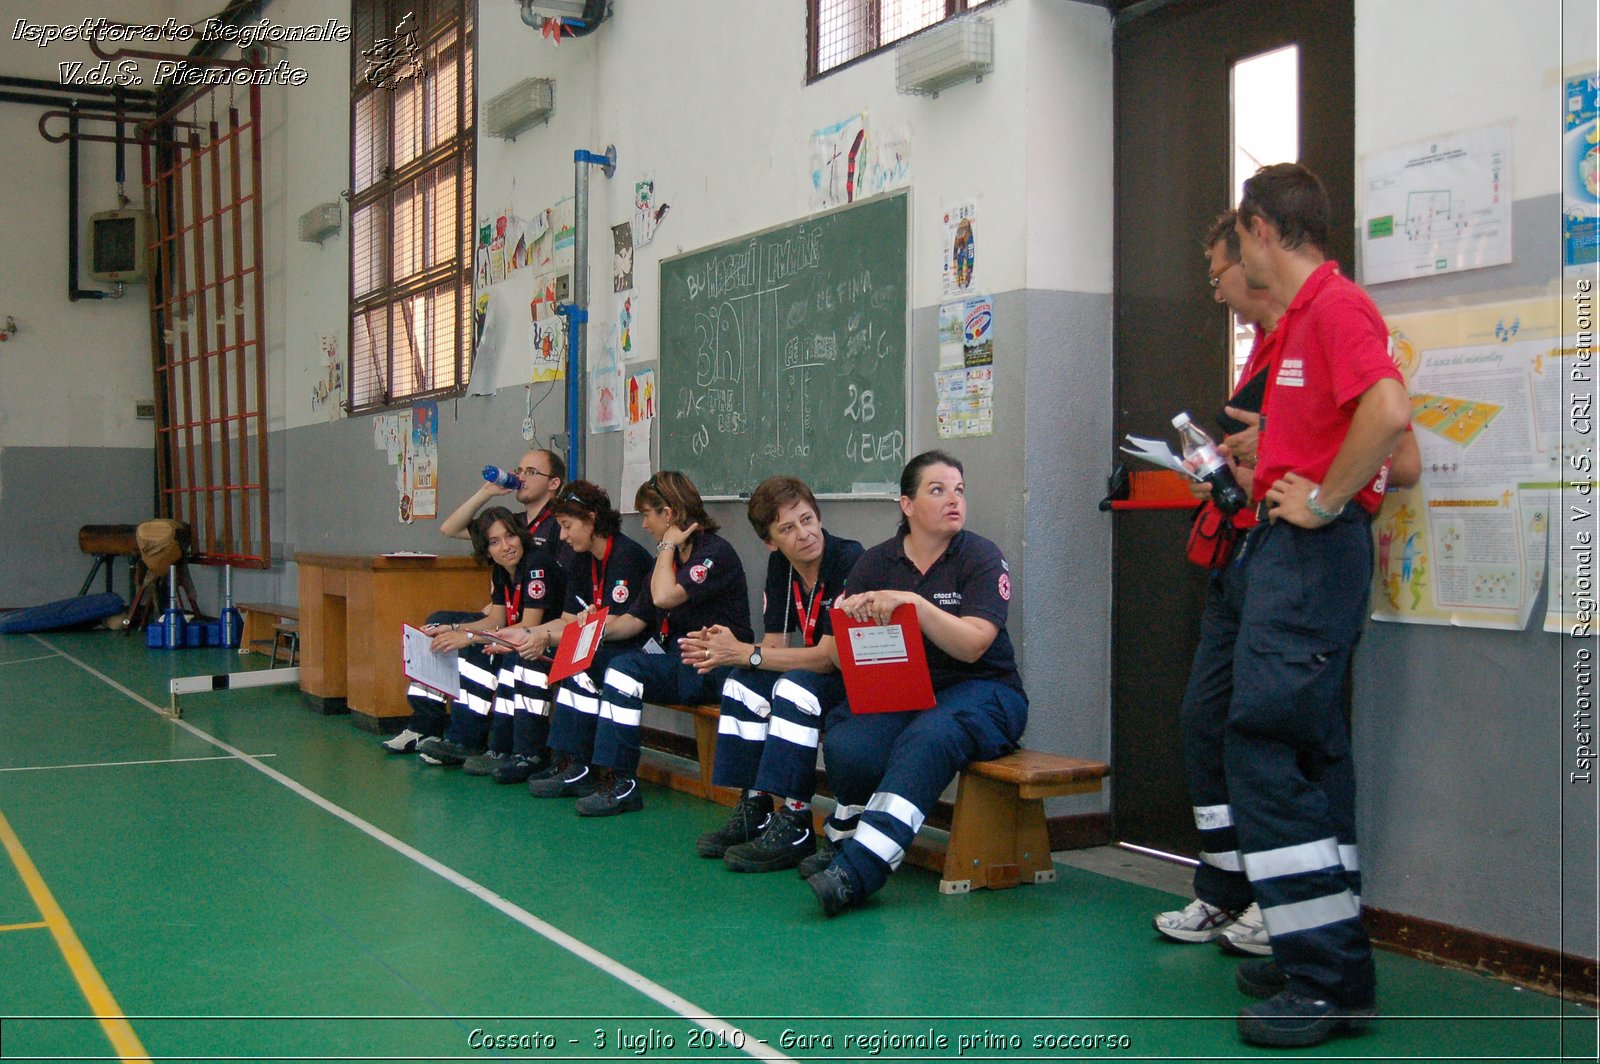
[1356,0,1572,202]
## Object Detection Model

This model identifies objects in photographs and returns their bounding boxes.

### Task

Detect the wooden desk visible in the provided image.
[294,553,487,730]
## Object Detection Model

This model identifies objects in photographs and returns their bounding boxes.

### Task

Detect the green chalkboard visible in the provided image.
[658,192,908,497]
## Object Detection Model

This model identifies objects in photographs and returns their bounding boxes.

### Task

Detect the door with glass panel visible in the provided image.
[1111,0,1354,858]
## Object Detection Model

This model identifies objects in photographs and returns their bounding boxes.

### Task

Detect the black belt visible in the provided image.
[1253,499,1373,525]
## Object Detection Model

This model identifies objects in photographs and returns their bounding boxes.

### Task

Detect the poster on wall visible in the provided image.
[403,400,439,522]
[612,222,634,292]
[1370,299,1574,629]
[942,200,977,300]
[621,419,652,515]
[1358,123,1512,286]
[551,197,576,269]
[938,293,995,369]
[1565,74,1600,272]
[934,366,994,439]
[530,315,565,382]
[627,369,656,424]
[590,324,624,434]
[618,293,637,361]
[865,127,911,198]
[809,113,867,211]
[633,174,670,247]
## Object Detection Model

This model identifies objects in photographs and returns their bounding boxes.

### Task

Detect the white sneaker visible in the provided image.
[381,728,425,754]
[1153,897,1243,943]
[1218,902,1272,956]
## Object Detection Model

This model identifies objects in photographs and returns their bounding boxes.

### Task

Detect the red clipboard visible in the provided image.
[548,607,610,684]
[830,603,936,713]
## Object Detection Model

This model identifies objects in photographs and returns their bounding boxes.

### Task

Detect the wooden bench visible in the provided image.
[634,701,1109,894]
[634,702,740,804]
[919,751,1109,894]
[238,602,300,656]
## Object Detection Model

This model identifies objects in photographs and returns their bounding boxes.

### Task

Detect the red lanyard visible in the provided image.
[527,504,554,544]
[791,577,825,647]
[659,550,679,641]
[503,578,522,621]
[590,535,613,606]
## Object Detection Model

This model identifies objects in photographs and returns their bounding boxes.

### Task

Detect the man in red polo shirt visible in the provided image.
[1224,163,1410,1049]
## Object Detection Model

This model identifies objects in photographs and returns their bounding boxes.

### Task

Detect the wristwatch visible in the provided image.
[748,646,763,668]
[1306,487,1340,524]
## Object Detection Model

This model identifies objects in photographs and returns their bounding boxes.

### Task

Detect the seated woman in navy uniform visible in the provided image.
[412,507,565,768]
[679,475,863,872]
[808,450,1028,915]
[570,471,752,817]
[501,481,658,793]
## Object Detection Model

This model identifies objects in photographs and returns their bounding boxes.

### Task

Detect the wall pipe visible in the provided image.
[67,107,110,302]
[559,145,615,480]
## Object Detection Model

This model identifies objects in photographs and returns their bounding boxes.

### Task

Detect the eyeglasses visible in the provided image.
[1208,260,1239,289]
[557,489,585,505]
[515,467,553,480]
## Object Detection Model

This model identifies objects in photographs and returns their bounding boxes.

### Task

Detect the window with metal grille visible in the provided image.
[348,0,475,412]
[808,0,994,80]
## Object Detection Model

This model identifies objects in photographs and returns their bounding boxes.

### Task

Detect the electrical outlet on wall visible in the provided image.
[134,401,156,420]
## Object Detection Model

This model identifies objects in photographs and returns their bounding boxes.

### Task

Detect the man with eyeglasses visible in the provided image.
[1153,210,1284,958]
[441,449,567,555]
[382,448,572,760]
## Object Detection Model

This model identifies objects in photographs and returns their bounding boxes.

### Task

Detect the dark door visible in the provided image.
[1111,0,1354,856]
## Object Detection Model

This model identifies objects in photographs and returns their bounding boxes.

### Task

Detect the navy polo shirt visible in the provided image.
[517,503,578,570]
[844,530,1022,692]
[761,529,864,645]
[662,529,753,645]
[489,546,566,623]
[562,533,658,651]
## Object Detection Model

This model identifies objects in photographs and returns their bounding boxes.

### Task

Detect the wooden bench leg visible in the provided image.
[691,713,718,789]
[940,773,1057,894]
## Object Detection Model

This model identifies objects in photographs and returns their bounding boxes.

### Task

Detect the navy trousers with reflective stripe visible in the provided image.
[593,649,732,775]
[1180,559,1255,912]
[823,679,1027,899]
[1226,512,1374,1006]
[711,668,843,800]
[509,658,553,757]
[401,609,480,738]
[546,645,633,764]
[444,643,510,751]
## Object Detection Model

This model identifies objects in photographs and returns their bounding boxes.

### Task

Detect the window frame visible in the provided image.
[347,0,477,414]
[806,0,995,82]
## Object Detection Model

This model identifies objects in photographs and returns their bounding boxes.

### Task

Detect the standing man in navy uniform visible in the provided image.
[680,476,863,872]
[1227,163,1410,1048]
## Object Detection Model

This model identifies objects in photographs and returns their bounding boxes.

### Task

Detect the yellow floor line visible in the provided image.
[0,920,49,932]
[0,806,150,1062]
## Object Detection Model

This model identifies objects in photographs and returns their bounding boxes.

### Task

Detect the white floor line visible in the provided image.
[0,653,64,667]
[32,635,795,1063]
[0,754,278,774]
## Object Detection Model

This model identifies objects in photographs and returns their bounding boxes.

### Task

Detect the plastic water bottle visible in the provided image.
[1172,412,1248,516]
[483,465,522,490]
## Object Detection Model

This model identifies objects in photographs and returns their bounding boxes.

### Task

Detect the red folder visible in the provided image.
[548,607,610,684]
[830,603,936,713]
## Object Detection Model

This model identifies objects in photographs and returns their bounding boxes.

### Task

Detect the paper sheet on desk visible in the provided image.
[1120,435,1201,480]
[402,625,458,697]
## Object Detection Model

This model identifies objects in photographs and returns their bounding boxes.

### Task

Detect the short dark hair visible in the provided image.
[746,476,820,541]
[469,506,535,566]
[1204,209,1240,261]
[897,450,964,535]
[1237,163,1330,254]
[552,479,621,538]
[635,470,720,534]
[534,448,566,489]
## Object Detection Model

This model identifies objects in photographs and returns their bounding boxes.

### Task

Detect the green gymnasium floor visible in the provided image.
[0,630,1593,1063]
